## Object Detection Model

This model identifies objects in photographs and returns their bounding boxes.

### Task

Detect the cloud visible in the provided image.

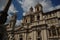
[7,3,18,22]
[15,20,20,26]
[15,20,23,26]
[5,3,18,24]
[7,3,18,19]
[55,5,60,9]
[17,0,53,12]
[48,5,60,11]
[0,0,9,11]
[0,0,21,26]
[17,0,60,15]
[8,4,18,13]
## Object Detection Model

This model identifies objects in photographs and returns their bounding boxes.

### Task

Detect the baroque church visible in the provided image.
[6,3,60,40]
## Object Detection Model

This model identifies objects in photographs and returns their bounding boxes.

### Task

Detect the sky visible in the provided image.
[0,0,60,26]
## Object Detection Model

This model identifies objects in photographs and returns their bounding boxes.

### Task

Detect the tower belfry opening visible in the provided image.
[35,3,43,12]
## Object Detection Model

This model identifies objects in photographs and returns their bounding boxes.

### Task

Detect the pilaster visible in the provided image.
[41,26,48,40]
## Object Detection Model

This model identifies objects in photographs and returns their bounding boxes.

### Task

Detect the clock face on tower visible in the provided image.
[0,0,9,11]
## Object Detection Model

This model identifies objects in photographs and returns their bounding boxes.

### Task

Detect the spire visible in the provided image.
[29,7,33,12]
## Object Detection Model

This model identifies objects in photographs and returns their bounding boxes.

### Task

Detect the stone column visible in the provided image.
[41,26,48,40]
[39,13,43,20]
[35,15,37,21]
[33,31,37,40]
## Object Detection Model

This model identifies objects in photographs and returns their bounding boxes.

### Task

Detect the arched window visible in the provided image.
[37,14,40,21]
[35,3,42,12]
[36,7,40,11]
[26,19,27,23]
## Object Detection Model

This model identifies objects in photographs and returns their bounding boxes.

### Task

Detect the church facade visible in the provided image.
[6,3,60,40]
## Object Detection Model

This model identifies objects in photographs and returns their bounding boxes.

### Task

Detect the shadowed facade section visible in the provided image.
[0,0,12,40]
[0,0,12,24]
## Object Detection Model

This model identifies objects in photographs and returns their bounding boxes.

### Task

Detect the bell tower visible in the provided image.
[34,3,43,21]
[35,3,43,12]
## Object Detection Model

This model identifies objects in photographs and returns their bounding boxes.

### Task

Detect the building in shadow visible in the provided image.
[0,0,12,40]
